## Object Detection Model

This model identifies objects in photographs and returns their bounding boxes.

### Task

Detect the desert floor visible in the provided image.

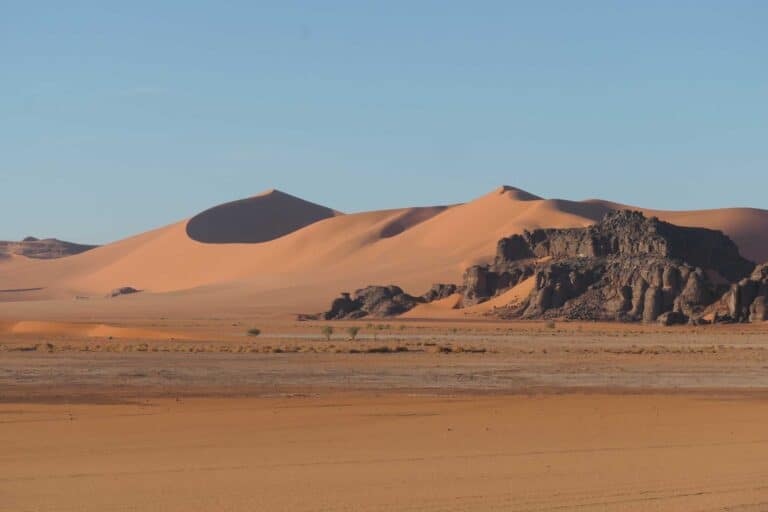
[3,318,768,511]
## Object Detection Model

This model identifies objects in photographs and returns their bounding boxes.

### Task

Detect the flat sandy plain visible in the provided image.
[3,318,768,511]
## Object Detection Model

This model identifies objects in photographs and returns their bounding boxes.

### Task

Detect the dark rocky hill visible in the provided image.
[461,211,754,324]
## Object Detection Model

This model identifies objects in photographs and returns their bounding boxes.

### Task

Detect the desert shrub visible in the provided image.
[321,325,334,341]
[347,326,360,340]
[247,327,261,337]
[544,320,556,329]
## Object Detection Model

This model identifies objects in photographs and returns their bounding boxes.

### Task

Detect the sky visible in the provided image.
[1,1,766,244]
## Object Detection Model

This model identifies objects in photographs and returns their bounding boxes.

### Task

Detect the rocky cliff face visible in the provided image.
[708,263,768,322]
[461,211,755,324]
[492,210,752,282]
[0,237,97,259]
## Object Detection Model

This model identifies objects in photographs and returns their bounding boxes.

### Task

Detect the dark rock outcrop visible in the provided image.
[421,283,459,303]
[108,287,141,298]
[489,210,752,282]
[461,210,755,323]
[657,311,689,326]
[712,263,768,322]
[324,283,459,320]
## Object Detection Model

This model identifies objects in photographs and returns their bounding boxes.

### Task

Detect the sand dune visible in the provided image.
[403,276,537,319]
[464,276,537,314]
[400,293,464,319]
[0,186,765,318]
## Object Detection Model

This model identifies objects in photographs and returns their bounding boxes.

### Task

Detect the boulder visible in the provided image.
[324,293,360,320]
[657,311,688,326]
[354,285,421,317]
[714,262,768,322]
[421,283,459,302]
[750,296,767,322]
[108,287,141,298]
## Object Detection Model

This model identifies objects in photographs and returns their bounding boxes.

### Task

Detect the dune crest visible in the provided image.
[494,185,542,201]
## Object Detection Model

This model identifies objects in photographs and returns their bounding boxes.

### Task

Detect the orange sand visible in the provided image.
[4,393,768,511]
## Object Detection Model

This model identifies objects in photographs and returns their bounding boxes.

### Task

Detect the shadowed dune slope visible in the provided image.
[186,189,340,243]
[0,186,766,316]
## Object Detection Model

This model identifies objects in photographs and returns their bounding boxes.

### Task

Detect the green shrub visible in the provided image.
[321,325,334,341]
[247,328,261,337]
[347,326,360,341]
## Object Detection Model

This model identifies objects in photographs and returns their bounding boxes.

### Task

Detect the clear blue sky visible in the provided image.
[1,1,766,244]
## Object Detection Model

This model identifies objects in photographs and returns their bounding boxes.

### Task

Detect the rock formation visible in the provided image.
[420,283,459,303]
[108,287,141,298]
[491,210,752,281]
[324,284,458,320]
[460,211,754,323]
[708,263,768,322]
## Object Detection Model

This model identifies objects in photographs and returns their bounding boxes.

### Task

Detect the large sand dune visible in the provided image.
[0,185,766,317]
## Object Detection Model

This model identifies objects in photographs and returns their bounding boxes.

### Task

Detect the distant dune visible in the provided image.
[0,237,97,260]
[0,185,765,318]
